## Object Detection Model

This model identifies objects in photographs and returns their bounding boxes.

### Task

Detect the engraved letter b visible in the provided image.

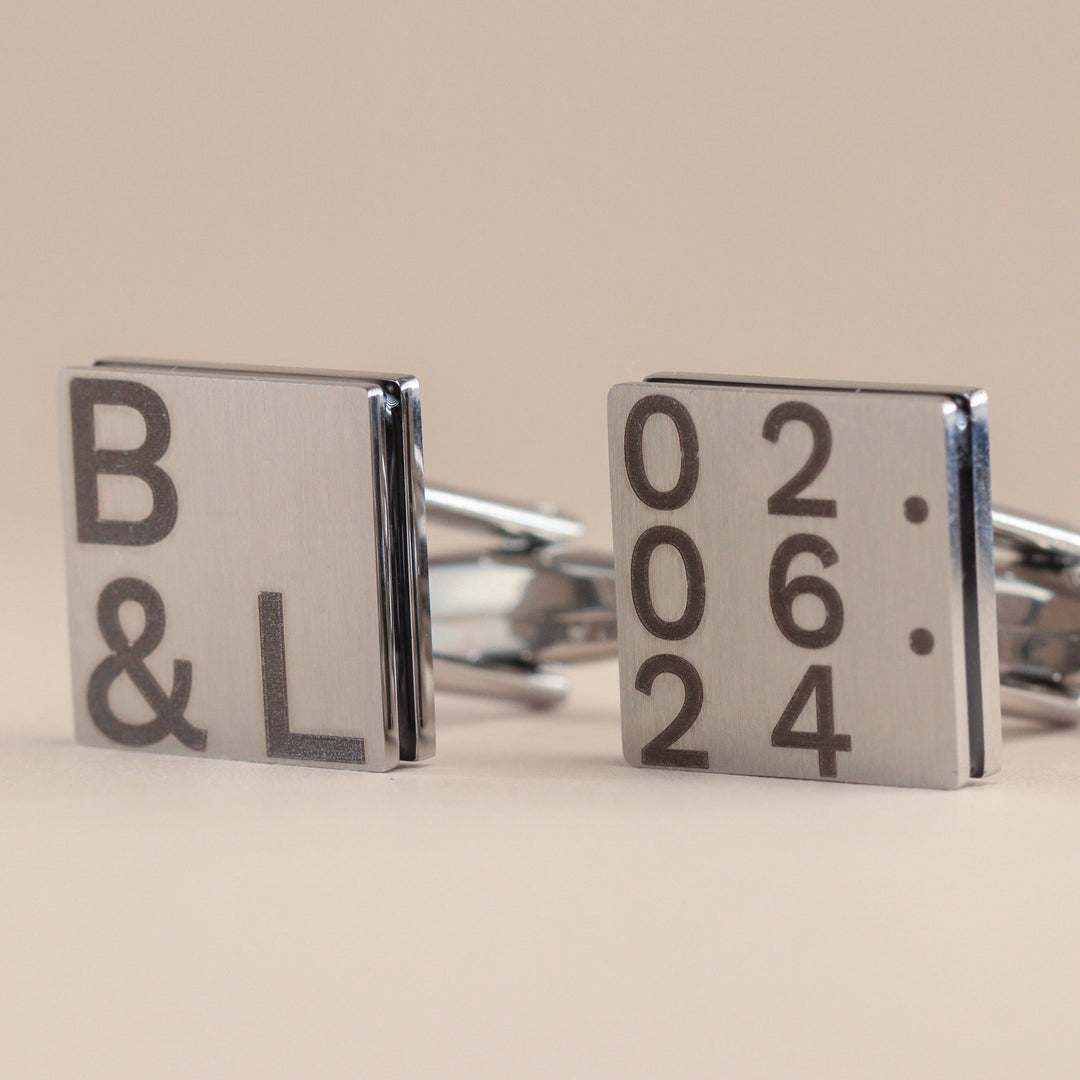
[70,378,178,546]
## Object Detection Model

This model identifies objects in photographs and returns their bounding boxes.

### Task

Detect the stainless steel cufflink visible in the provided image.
[59,359,615,772]
[59,360,1080,788]
[607,373,1080,789]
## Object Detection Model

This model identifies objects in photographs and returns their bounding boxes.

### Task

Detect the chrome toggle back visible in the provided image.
[426,486,618,709]
[995,508,1080,724]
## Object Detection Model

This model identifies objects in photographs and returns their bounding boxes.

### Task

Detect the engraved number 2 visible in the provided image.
[763,402,851,777]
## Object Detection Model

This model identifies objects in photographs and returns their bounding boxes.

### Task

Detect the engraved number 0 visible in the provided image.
[625,394,708,769]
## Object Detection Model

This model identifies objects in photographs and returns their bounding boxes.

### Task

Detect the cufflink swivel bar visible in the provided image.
[426,485,617,709]
[994,508,1080,724]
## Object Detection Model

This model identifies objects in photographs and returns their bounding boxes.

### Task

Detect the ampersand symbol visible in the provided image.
[87,577,207,751]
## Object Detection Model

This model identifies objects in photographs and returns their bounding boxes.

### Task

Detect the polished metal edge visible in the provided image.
[940,402,977,782]
[386,375,434,761]
[643,371,988,400]
[366,382,403,766]
[967,390,1002,776]
[941,392,1001,779]
[95,358,417,386]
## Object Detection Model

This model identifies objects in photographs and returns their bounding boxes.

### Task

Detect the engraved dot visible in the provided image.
[904,496,929,524]
[910,628,935,656]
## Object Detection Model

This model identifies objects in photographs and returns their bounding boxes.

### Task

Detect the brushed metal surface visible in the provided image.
[608,374,1002,789]
[60,361,431,772]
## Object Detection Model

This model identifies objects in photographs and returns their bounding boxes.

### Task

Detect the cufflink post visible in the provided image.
[994,508,1080,724]
[426,485,617,709]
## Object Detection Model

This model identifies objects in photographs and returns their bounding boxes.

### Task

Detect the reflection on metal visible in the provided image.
[428,485,617,710]
[995,508,1080,723]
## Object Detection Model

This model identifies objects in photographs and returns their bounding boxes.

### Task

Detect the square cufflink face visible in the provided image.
[608,374,1002,789]
[59,360,432,772]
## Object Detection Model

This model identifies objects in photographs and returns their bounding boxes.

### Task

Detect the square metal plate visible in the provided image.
[59,360,432,772]
[608,373,1001,789]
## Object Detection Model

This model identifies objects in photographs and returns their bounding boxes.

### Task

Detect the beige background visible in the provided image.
[3,3,1080,1077]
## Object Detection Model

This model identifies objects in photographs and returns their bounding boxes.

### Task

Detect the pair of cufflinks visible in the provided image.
[60,360,1080,789]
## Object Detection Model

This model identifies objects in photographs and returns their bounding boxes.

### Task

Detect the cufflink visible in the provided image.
[59,359,616,772]
[608,373,1080,789]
